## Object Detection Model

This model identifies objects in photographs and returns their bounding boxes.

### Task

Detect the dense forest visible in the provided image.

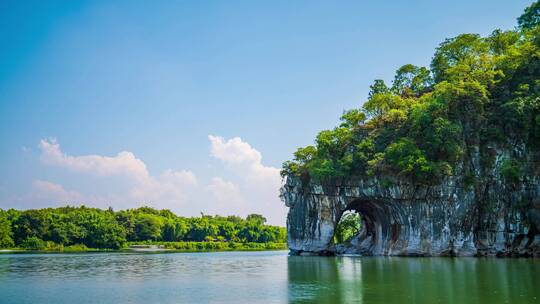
[282,2,540,186]
[0,206,286,250]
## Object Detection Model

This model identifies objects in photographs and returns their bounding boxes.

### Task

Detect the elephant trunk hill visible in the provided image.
[280,2,540,257]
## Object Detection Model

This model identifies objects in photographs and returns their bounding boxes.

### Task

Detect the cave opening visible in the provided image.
[333,210,361,245]
[333,199,395,255]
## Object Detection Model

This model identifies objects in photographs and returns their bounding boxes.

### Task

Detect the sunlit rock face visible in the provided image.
[281,150,540,257]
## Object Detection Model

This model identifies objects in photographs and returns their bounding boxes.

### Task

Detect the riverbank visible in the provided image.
[128,241,286,251]
[0,241,287,253]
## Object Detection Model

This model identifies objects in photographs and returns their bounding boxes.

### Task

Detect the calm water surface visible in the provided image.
[0,251,538,303]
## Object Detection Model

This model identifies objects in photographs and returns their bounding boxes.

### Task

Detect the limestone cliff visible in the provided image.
[281,148,540,257]
[280,9,540,256]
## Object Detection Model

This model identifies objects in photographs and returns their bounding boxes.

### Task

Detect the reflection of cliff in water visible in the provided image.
[287,256,540,304]
[287,256,362,303]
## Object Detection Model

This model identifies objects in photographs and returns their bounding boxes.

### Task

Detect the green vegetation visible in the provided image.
[0,210,14,248]
[500,157,523,186]
[127,241,286,251]
[282,2,540,186]
[0,206,286,251]
[334,211,361,244]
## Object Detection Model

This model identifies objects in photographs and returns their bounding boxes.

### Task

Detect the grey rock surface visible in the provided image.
[281,149,540,257]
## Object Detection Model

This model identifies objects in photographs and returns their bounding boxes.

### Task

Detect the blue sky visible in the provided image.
[0,0,532,224]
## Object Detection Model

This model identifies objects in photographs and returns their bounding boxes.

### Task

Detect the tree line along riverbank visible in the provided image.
[0,206,286,252]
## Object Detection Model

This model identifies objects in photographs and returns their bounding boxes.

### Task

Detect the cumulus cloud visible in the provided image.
[31,180,86,203]
[128,169,198,208]
[38,138,198,210]
[206,177,242,202]
[39,138,151,183]
[208,135,262,164]
[4,136,287,225]
[5,180,110,209]
[208,135,286,224]
[208,135,281,184]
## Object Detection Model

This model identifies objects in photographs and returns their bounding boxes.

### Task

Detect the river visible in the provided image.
[0,251,538,303]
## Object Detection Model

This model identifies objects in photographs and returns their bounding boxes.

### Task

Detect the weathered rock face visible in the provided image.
[281,149,540,257]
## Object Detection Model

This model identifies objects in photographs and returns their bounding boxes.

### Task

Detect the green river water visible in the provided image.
[0,250,538,303]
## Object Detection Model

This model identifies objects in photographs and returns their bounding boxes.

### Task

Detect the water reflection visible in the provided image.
[287,256,540,304]
[0,252,538,303]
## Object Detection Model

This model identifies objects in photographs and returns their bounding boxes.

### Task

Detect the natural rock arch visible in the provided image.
[333,199,408,256]
[281,175,540,257]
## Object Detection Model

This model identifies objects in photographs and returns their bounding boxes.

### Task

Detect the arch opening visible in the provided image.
[333,210,361,245]
[333,199,402,255]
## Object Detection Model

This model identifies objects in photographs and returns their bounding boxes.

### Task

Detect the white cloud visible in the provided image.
[32,180,85,203]
[206,177,244,205]
[39,138,150,183]
[3,136,287,225]
[209,135,262,165]
[6,179,111,209]
[208,135,281,184]
[2,180,84,209]
[208,135,286,224]
[38,138,198,210]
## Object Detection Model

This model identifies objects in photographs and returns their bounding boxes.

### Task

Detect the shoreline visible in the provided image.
[0,248,289,254]
[0,241,288,254]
